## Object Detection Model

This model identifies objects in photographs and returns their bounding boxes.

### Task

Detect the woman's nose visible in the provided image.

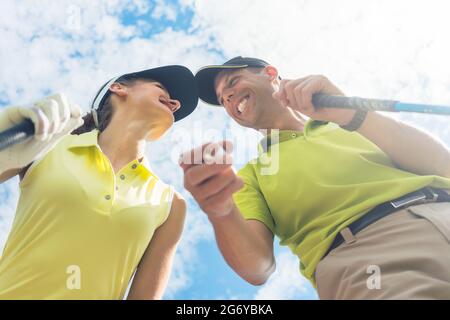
[169,99,181,113]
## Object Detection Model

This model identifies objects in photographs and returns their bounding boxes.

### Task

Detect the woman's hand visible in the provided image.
[0,93,84,172]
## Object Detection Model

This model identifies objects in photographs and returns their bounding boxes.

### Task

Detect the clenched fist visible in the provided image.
[0,93,84,172]
[179,141,244,218]
[273,75,356,126]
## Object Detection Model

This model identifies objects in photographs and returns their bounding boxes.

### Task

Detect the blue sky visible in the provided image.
[1,0,449,300]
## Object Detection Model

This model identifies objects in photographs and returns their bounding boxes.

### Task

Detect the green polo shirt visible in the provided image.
[233,119,450,287]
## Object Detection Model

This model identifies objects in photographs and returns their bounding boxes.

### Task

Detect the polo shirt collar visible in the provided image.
[68,129,154,176]
[258,120,329,153]
[68,129,100,149]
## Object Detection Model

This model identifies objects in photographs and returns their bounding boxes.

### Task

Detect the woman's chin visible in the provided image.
[142,108,174,140]
[146,120,174,141]
[158,109,175,124]
[160,113,175,131]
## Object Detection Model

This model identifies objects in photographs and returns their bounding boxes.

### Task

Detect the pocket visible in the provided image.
[314,256,327,297]
[407,202,450,243]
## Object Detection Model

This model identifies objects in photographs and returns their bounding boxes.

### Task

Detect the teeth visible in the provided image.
[237,97,249,113]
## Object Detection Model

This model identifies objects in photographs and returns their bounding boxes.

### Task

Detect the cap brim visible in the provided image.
[195,65,248,106]
[122,65,198,122]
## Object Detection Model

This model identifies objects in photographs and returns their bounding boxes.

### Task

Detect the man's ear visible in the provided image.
[109,82,128,97]
[264,65,279,81]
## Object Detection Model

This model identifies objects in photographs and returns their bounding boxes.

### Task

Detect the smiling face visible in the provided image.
[128,79,180,120]
[214,66,282,129]
[109,79,181,140]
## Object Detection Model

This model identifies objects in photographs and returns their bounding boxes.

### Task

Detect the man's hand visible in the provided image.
[273,75,356,126]
[179,141,244,218]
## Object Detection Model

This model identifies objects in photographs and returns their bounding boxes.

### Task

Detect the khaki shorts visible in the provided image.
[315,202,450,299]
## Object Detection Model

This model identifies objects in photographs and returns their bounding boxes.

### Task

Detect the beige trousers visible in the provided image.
[315,202,450,299]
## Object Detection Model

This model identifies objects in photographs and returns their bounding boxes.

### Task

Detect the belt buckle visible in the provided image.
[390,188,438,209]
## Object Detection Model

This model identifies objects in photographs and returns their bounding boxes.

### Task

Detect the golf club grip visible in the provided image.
[0,119,35,152]
[312,93,397,112]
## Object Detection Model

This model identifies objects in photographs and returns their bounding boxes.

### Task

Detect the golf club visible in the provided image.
[1,93,449,151]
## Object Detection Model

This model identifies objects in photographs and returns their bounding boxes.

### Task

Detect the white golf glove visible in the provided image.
[0,93,84,172]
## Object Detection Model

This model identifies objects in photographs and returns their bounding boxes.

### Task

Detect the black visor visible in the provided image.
[92,65,199,122]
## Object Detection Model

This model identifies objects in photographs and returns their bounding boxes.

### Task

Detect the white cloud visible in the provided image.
[0,0,219,299]
[152,0,177,21]
[1,0,449,301]
[253,250,316,300]
[189,0,450,144]
[0,0,215,106]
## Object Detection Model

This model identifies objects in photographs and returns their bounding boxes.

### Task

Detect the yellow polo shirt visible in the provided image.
[233,120,450,287]
[0,129,174,299]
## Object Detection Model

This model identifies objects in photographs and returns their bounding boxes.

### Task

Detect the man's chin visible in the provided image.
[234,113,261,130]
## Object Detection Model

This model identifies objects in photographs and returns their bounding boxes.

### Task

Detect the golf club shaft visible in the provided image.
[0,119,34,151]
[1,94,449,151]
[312,93,450,115]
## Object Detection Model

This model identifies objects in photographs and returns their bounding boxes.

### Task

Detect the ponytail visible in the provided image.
[71,111,97,135]
[71,98,114,135]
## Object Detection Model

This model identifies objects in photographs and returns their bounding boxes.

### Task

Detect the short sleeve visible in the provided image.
[233,163,275,234]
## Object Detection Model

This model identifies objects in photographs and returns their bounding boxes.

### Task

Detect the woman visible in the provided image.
[0,65,198,299]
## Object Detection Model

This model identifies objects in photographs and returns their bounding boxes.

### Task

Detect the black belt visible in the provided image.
[324,187,450,257]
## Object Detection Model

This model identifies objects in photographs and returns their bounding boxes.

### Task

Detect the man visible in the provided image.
[179,56,450,299]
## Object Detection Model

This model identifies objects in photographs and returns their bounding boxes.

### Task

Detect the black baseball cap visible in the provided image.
[92,65,199,122]
[195,56,270,106]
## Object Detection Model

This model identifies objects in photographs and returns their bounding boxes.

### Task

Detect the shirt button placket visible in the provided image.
[104,175,115,211]
[116,174,125,195]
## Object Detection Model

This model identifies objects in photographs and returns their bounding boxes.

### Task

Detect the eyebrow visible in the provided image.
[153,81,169,94]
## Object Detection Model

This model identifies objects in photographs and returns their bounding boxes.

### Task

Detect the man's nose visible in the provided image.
[225,93,234,106]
